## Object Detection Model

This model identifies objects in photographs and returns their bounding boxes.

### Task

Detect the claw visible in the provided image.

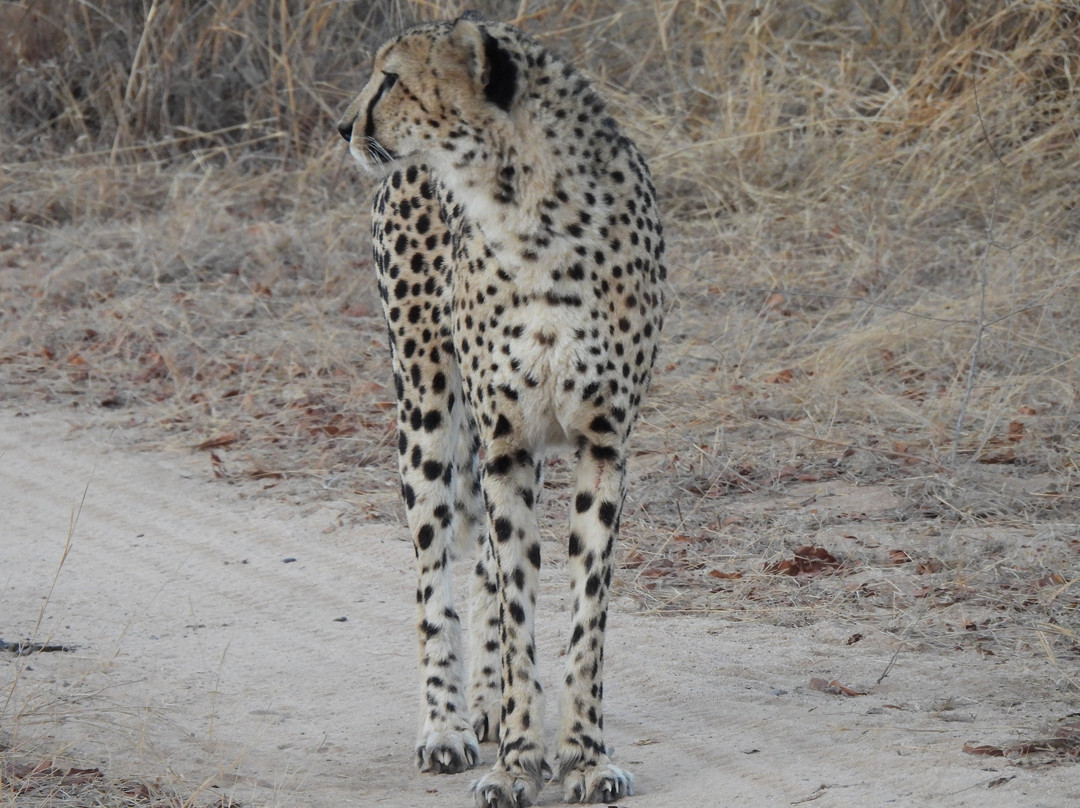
[541,759,553,783]
[471,768,542,808]
[472,711,491,742]
[417,729,482,774]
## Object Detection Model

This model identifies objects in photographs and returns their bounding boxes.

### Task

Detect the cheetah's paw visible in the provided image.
[416,727,480,774]
[471,768,543,808]
[560,762,634,804]
[470,705,500,743]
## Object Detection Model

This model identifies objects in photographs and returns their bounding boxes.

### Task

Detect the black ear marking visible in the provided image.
[481,31,517,112]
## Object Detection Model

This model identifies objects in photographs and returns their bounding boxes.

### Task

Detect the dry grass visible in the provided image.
[2,0,1080,799]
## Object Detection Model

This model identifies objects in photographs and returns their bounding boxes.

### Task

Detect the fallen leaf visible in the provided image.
[917,558,944,574]
[810,678,866,696]
[61,767,103,785]
[978,448,1016,464]
[1055,719,1080,741]
[763,368,794,384]
[195,432,239,451]
[963,743,1005,757]
[708,569,743,580]
[887,549,912,564]
[767,546,841,576]
[640,559,676,578]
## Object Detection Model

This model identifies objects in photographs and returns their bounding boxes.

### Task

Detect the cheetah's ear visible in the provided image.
[450,15,518,113]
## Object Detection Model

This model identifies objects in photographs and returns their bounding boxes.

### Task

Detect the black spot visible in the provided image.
[598,501,617,527]
[417,524,434,550]
[591,444,619,462]
[575,491,594,513]
[494,517,513,542]
[493,414,512,438]
[528,542,541,569]
[568,531,582,557]
[589,415,615,434]
[486,454,512,476]
[585,573,601,597]
[433,503,452,527]
[508,601,525,624]
[422,460,444,480]
[423,410,442,432]
[570,624,584,646]
[481,31,518,112]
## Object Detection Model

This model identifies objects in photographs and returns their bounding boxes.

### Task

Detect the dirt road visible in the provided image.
[2,410,1075,807]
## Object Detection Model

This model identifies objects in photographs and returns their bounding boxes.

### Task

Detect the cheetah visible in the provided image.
[337,13,664,807]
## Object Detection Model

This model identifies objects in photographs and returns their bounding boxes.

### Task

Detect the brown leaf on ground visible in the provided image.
[964,720,1080,763]
[195,432,240,451]
[978,448,1017,464]
[767,546,841,576]
[640,558,677,578]
[763,368,794,384]
[61,767,105,785]
[1038,572,1066,587]
[1,762,103,792]
[810,678,867,696]
[917,558,944,574]
[963,743,1006,757]
[708,569,743,579]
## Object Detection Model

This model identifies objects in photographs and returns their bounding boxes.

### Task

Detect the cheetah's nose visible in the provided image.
[337,118,355,142]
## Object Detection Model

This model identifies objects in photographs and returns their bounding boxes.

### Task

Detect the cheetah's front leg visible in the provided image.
[373,169,480,774]
[555,443,634,803]
[392,367,481,774]
[470,443,547,808]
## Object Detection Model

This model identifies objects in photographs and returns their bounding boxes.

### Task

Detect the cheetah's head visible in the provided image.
[337,14,521,172]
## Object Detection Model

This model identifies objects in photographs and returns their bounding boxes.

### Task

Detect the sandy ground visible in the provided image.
[2,408,1077,807]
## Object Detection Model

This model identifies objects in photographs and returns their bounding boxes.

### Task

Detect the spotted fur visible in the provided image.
[338,13,664,807]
